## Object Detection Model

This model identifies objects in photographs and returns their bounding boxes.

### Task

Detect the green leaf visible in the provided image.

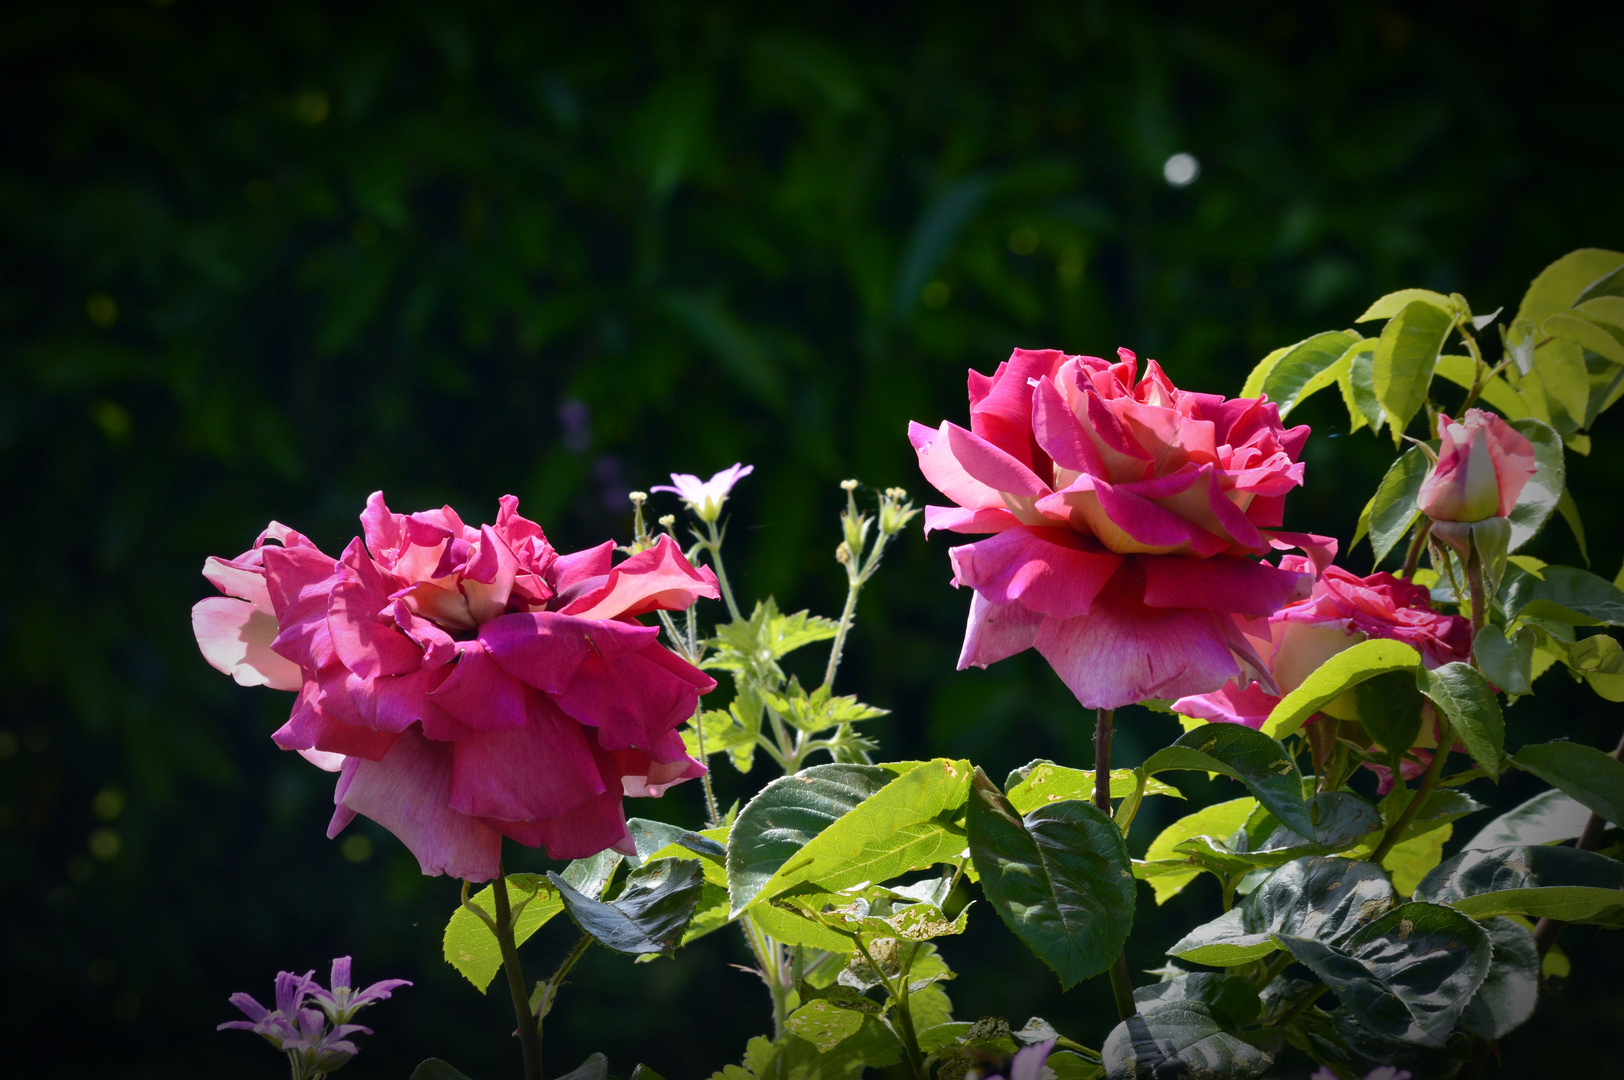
[745,759,972,914]
[1414,844,1624,925]
[1382,823,1451,897]
[410,1060,477,1080]
[1130,972,1261,1026]
[1546,310,1624,366]
[1472,625,1535,696]
[1137,797,1257,905]
[1239,342,1292,400]
[1414,662,1504,778]
[1352,670,1425,757]
[726,763,896,913]
[1512,741,1624,826]
[1465,789,1591,850]
[785,999,866,1053]
[1356,289,1458,324]
[1339,345,1384,434]
[1332,1008,1473,1080]
[1433,353,1531,421]
[1167,856,1395,967]
[762,680,889,734]
[1262,639,1421,741]
[1362,445,1432,565]
[1139,725,1312,839]
[1503,418,1565,552]
[549,857,706,956]
[1373,300,1455,444]
[966,770,1135,990]
[1516,249,1624,325]
[1567,633,1624,701]
[1460,917,1539,1041]
[442,874,565,993]
[1005,762,1182,815]
[1506,565,1624,626]
[554,1055,608,1080]
[683,704,761,773]
[1102,979,1281,1080]
[1255,330,1364,417]
[1166,793,1381,880]
[1276,901,1492,1045]
[1557,487,1590,565]
[705,598,841,679]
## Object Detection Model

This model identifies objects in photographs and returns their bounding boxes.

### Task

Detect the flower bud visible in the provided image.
[1417,409,1537,524]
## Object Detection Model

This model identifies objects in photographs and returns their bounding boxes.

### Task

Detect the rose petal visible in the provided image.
[958,591,1044,669]
[193,597,305,690]
[1140,556,1313,618]
[947,527,1121,619]
[1171,681,1281,729]
[448,694,605,822]
[555,644,712,752]
[480,611,660,695]
[496,786,633,861]
[429,640,528,731]
[922,504,1021,536]
[911,420,1008,510]
[562,535,719,621]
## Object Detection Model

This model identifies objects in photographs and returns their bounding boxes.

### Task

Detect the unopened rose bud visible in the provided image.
[1417,409,1537,525]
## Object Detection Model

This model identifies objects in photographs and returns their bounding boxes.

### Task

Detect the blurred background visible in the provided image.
[4,2,1623,1077]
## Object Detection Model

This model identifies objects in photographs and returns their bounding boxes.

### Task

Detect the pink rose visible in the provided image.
[193,493,719,881]
[1174,560,1470,772]
[911,347,1331,709]
[1417,408,1537,524]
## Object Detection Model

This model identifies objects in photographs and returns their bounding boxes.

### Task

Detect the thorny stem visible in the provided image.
[491,858,542,1080]
[1369,718,1453,864]
[1400,518,1433,580]
[1095,708,1136,1022]
[1534,729,1624,957]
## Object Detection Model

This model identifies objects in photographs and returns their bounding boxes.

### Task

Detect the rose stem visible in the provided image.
[1095,708,1136,1021]
[1399,518,1432,580]
[491,856,542,1080]
[1533,728,1624,957]
[1368,717,1452,864]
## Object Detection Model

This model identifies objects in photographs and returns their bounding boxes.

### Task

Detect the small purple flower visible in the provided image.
[220,957,408,1079]
[652,463,753,523]
[972,1038,1055,1080]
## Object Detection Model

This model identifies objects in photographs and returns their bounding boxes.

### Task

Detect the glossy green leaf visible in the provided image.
[549,857,705,956]
[966,770,1134,990]
[1505,565,1624,626]
[1515,248,1624,325]
[1168,856,1395,967]
[1005,762,1182,815]
[1357,288,1457,323]
[1275,901,1492,1045]
[1170,793,1381,879]
[1472,625,1535,696]
[1140,724,1311,839]
[1415,844,1624,925]
[1505,418,1565,552]
[1240,342,1293,400]
[1373,299,1454,444]
[1131,972,1261,1026]
[1465,789,1590,850]
[1513,740,1624,826]
[1460,917,1539,1041]
[1362,446,1432,565]
[1414,662,1504,778]
[442,857,616,993]
[726,763,895,914]
[1557,487,1590,566]
[1262,638,1421,741]
[1102,976,1281,1080]
[1137,797,1257,905]
[1257,330,1364,417]
[748,758,971,911]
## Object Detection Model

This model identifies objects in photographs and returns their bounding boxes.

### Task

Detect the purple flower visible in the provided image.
[220,958,408,1079]
[973,1038,1055,1080]
[652,463,753,523]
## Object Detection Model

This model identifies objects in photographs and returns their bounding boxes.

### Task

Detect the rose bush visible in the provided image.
[193,493,718,880]
[910,347,1330,708]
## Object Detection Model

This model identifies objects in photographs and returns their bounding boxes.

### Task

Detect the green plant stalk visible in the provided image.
[741,914,791,1040]
[1094,708,1136,1021]
[490,859,543,1080]
[1276,983,1328,1027]
[689,704,722,828]
[1369,718,1453,864]
[533,934,593,1066]
[1400,517,1432,580]
[821,563,865,691]
[1255,950,1293,988]
[701,521,743,622]
[853,934,925,1080]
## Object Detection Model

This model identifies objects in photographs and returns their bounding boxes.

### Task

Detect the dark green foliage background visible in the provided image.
[3,2,1622,1076]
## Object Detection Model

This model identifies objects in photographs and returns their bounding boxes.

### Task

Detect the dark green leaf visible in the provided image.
[1414,662,1504,778]
[1132,973,1261,1027]
[1506,565,1624,626]
[1136,797,1258,905]
[1506,418,1565,551]
[966,770,1134,990]
[554,1055,608,1080]
[411,1060,476,1080]
[1332,1008,1473,1080]
[1473,625,1535,697]
[1363,446,1432,565]
[628,1067,667,1080]
[785,999,866,1053]
[1460,918,1539,1041]
[1168,856,1395,966]
[1414,844,1624,925]
[726,763,894,913]
[1373,300,1454,445]
[1465,789,1590,850]
[1275,901,1492,1045]
[1102,1000,1281,1080]
[1353,670,1424,756]
[549,857,705,956]
[1140,725,1312,839]
[1513,740,1624,826]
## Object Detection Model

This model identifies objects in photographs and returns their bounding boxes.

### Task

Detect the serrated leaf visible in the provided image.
[1332,1008,1473,1080]
[1240,342,1293,400]
[683,705,760,773]
[785,999,866,1053]
[967,770,1134,990]
[763,680,889,734]
[1255,330,1364,417]
[442,874,565,992]
[1414,844,1624,925]
[549,857,706,956]
[1275,901,1492,1046]
[1465,789,1590,850]
[1139,725,1312,839]
[1102,998,1281,1080]
[1516,248,1624,325]
[1339,345,1384,434]
[1460,917,1539,1041]
[1374,300,1454,444]
[1356,288,1458,324]
[1414,662,1504,778]
[1506,565,1624,626]
[726,763,896,913]
[705,598,841,679]
[1262,638,1421,741]
[1137,797,1258,905]
[1512,741,1624,826]
[1005,762,1182,815]
[1168,856,1395,967]
[1504,417,1565,552]
[1473,625,1535,696]
[1353,669,1425,758]
[1363,445,1432,565]
[745,759,971,914]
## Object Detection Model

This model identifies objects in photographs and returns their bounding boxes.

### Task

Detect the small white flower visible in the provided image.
[652,463,753,523]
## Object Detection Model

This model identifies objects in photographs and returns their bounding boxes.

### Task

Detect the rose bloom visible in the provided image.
[1417,408,1536,524]
[911,348,1331,709]
[193,493,718,880]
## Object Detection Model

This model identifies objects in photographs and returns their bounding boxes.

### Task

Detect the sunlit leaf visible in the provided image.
[1262,639,1420,741]
[1373,299,1455,444]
